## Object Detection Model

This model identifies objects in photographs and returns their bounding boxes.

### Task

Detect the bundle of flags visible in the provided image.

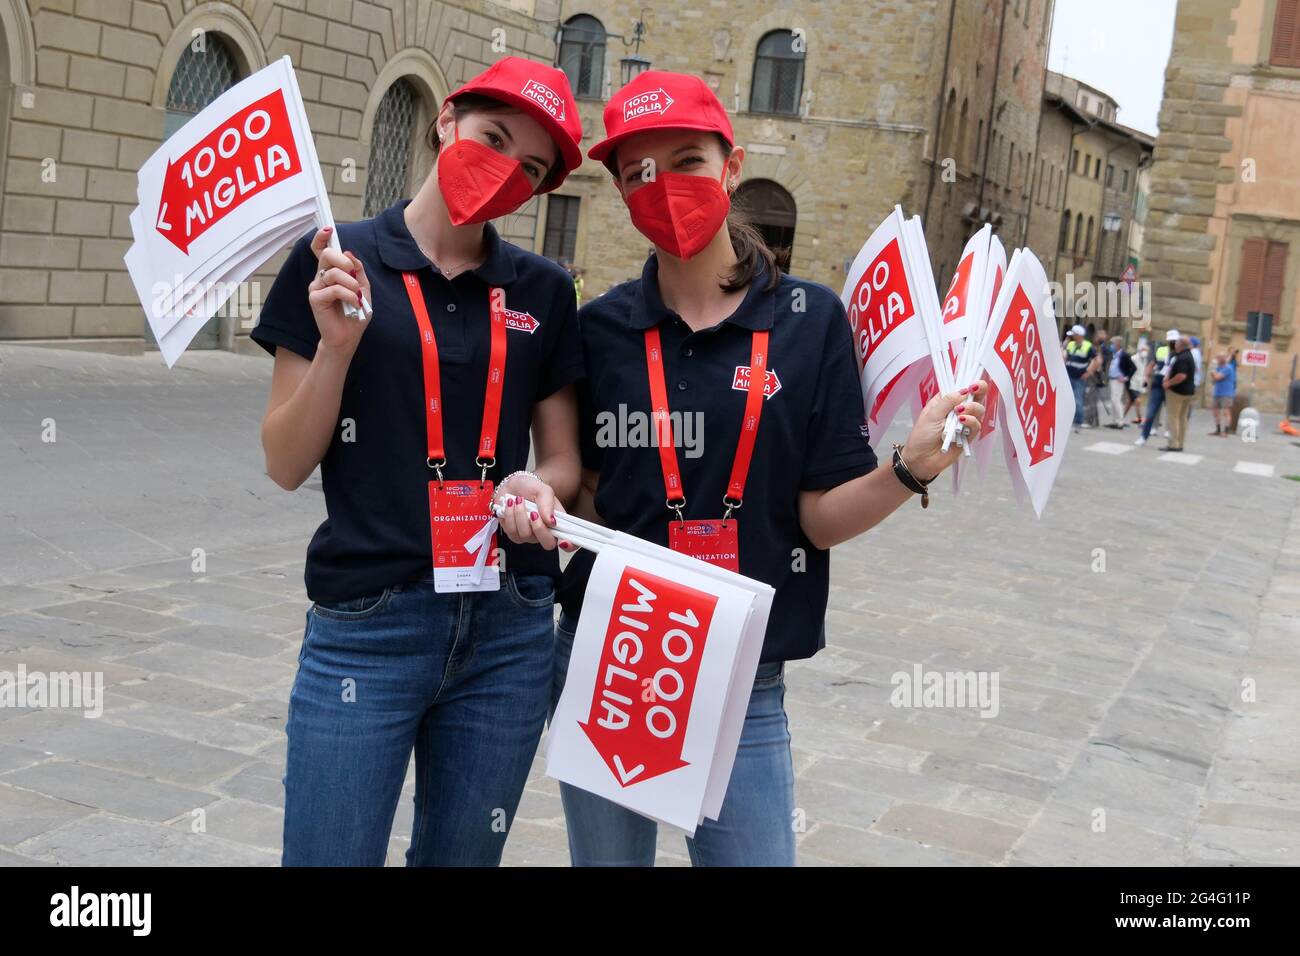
[492,502,774,833]
[124,56,366,367]
[841,206,1074,516]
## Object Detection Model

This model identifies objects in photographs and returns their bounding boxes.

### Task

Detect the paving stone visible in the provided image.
[29,599,179,634]
[1011,800,1186,866]
[873,802,1022,860]
[113,674,248,713]
[116,642,295,694]
[0,782,94,844]
[16,814,277,866]
[170,797,283,850]
[799,822,990,866]
[1,761,218,822]
[0,709,252,787]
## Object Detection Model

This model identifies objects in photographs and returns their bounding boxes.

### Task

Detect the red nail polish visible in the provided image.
[530,511,539,521]
[549,515,557,526]
[323,226,333,233]
[350,270,358,279]
[956,404,966,413]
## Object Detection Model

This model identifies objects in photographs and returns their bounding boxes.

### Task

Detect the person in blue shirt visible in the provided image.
[1210,351,1236,436]
[550,70,987,867]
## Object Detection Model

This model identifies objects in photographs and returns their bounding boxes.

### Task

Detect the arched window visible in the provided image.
[558,14,606,98]
[750,30,805,115]
[364,78,418,218]
[734,179,797,273]
[163,34,241,350]
[1085,215,1094,255]
[1073,212,1083,253]
[164,33,238,136]
[1059,208,1071,249]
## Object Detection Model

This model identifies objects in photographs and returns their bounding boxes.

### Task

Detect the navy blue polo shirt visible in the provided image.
[557,255,878,663]
[250,200,584,602]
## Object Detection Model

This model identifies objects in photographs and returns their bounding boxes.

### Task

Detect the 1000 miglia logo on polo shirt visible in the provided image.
[731,365,781,397]
[503,306,539,334]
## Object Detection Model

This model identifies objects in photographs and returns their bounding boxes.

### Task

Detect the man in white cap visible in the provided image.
[1135,328,1179,446]
[1063,324,1097,433]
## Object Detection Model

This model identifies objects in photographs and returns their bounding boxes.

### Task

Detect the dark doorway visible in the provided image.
[734,179,796,273]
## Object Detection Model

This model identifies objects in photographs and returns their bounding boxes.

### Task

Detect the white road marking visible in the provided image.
[1085,442,1134,455]
[1157,452,1203,465]
[1234,461,1275,477]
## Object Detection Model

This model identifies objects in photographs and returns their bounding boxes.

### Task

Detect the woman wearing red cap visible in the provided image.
[552,71,987,866]
[251,57,585,866]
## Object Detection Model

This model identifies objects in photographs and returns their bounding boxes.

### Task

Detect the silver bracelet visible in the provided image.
[495,470,539,501]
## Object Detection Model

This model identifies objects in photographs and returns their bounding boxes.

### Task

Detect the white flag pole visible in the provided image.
[281,57,371,321]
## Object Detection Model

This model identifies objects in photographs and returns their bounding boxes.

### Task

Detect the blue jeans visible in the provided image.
[282,571,556,866]
[1141,386,1165,440]
[1070,376,1086,425]
[550,613,796,866]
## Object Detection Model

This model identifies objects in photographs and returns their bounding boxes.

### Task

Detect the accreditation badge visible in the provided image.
[430,480,500,592]
[669,519,740,573]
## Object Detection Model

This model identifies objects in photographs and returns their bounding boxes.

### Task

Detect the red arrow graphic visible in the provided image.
[992,284,1057,465]
[579,566,717,787]
[155,88,302,255]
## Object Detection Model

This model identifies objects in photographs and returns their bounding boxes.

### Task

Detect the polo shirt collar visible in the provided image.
[627,254,776,332]
[374,200,518,286]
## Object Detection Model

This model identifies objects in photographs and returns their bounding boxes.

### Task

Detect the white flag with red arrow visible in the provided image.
[124,56,367,367]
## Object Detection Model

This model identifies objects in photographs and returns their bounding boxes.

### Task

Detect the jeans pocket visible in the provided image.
[309,586,393,622]
[505,572,556,610]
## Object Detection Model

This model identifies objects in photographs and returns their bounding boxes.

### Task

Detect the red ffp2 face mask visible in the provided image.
[437,124,537,226]
[624,166,731,261]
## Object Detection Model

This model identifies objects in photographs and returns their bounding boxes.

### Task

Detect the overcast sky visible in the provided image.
[1047,0,1178,135]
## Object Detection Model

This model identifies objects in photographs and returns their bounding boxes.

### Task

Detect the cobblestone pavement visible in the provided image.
[1,344,1298,866]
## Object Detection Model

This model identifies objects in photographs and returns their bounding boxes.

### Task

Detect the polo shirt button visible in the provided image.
[446,303,457,313]
[684,348,694,357]
[677,381,688,391]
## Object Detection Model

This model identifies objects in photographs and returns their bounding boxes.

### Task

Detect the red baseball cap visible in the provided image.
[446,56,583,192]
[587,70,735,165]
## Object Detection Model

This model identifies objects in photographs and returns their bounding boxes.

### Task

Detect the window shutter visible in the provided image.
[1235,238,1266,326]
[1260,241,1289,320]
[1272,0,1300,67]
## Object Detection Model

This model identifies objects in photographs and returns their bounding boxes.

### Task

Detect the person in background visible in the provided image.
[572,265,585,306]
[1190,335,1204,390]
[1064,324,1095,433]
[1107,335,1136,429]
[1162,333,1197,452]
[1209,351,1235,436]
[1130,338,1150,425]
[1135,329,1177,446]
[1083,328,1111,427]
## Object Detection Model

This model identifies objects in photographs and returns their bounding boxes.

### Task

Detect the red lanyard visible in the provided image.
[643,325,769,520]
[401,273,507,482]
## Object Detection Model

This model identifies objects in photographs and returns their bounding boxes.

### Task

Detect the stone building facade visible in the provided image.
[0,0,1058,355]
[550,0,1056,302]
[0,0,559,353]
[1030,71,1153,303]
[1142,0,1300,411]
